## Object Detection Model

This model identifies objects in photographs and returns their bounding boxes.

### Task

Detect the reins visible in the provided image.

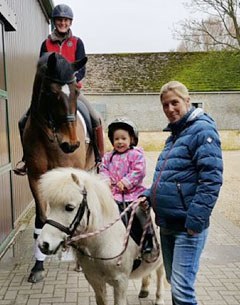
[45,188,160,264]
[65,199,140,263]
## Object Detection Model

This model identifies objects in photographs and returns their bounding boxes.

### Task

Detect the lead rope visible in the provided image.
[67,199,137,243]
[66,200,139,263]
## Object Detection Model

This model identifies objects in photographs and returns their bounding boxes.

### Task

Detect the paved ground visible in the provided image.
[0,152,240,305]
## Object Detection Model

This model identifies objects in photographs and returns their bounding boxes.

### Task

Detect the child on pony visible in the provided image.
[99,118,153,255]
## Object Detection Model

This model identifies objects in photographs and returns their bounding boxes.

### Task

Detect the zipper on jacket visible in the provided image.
[176,182,187,211]
[152,140,175,210]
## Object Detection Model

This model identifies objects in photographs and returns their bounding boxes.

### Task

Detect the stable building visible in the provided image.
[0,0,53,256]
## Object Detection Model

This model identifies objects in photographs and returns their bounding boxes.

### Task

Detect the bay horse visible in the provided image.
[23,52,95,283]
[38,167,165,305]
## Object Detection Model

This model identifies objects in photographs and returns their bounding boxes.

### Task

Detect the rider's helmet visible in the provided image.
[108,118,139,146]
[52,4,74,20]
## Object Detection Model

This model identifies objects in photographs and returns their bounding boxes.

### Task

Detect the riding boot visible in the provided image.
[93,124,105,164]
[13,110,29,176]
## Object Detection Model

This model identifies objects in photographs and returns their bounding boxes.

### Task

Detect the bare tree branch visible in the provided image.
[173,0,240,51]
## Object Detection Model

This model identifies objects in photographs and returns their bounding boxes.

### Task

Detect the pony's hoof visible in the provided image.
[74,262,82,272]
[138,290,149,298]
[27,270,45,283]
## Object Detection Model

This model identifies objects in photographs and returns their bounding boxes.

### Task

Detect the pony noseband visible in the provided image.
[45,187,89,237]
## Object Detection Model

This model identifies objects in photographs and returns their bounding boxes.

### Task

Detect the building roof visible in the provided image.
[84,51,240,93]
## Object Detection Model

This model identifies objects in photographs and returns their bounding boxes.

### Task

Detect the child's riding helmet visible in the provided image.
[108,118,139,146]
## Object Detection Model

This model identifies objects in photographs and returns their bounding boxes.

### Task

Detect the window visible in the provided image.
[192,102,203,109]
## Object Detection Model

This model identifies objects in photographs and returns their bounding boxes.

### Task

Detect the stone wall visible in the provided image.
[85,92,240,131]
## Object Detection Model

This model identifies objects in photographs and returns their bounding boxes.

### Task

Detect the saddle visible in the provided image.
[77,100,93,140]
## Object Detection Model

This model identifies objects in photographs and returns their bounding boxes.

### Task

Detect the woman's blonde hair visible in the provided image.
[159,81,189,101]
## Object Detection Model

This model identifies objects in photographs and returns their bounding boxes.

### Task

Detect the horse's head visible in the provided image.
[36,52,88,153]
[38,168,118,255]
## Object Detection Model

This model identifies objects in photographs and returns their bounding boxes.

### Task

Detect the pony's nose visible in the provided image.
[60,141,80,153]
[39,241,50,255]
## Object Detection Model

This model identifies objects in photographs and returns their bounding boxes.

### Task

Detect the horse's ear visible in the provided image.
[71,173,80,186]
[72,56,88,72]
[47,52,57,72]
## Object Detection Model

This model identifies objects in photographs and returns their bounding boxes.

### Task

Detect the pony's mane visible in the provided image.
[39,168,118,227]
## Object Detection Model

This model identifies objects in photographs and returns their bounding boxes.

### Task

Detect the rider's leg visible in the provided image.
[78,93,104,163]
[13,108,30,175]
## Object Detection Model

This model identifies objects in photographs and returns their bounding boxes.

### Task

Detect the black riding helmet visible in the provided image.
[108,118,139,146]
[52,4,74,20]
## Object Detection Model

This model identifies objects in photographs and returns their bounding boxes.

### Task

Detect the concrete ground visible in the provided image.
[0,151,240,305]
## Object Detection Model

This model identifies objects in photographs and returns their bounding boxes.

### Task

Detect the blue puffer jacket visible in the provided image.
[144,107,223,233]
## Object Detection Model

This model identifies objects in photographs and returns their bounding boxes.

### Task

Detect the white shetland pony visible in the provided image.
[38,167,165,305]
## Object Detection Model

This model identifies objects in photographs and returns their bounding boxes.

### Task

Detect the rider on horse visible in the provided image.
[14,4,104,175]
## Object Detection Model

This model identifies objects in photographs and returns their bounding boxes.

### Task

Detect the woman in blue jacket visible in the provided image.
[139,80,223,305]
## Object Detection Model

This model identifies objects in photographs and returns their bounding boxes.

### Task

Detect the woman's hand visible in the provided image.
[137,196,150,211]
[187,229,197,236]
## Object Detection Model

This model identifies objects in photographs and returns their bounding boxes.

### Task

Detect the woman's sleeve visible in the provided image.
[185,125,223,232]
[75,38,86,82]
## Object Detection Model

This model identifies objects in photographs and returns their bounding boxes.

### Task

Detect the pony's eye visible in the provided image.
[65,204,75,212]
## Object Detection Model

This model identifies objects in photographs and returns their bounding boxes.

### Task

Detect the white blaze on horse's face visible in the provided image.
[62,84,70,97]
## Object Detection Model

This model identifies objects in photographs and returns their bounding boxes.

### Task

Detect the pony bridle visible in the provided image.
[44,187,90,238]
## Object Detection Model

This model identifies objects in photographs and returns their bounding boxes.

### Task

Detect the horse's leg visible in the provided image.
[113,277,128,305]
[138,274,151,298]
[155,263,165,305]
[27,177,47,283]
[84,274,107,305]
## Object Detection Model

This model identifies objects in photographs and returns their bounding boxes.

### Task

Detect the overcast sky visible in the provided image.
[53,0,194,54]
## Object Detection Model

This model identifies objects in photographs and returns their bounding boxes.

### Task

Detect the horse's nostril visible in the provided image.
[42,241,49,251]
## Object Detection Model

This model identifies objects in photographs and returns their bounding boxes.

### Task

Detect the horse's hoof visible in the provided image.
[138,290,149,298]
[27,270,45,283]
[74,266,82,272]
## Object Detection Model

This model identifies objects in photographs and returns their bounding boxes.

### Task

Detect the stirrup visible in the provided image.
[13,161,27,176]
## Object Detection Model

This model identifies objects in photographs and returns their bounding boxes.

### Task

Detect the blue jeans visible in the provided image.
[160,228,208,305]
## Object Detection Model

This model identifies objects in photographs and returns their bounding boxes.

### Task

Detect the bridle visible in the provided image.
[45,187,90,238]
[32,75,78,142]
[43,80,78,128]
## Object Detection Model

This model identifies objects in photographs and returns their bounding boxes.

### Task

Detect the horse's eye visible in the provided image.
[65,204,75,212]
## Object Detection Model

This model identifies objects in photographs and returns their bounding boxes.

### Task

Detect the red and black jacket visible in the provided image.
[39,35,86,82]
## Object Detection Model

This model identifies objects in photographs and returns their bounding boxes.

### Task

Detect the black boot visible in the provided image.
[13,160,27,176]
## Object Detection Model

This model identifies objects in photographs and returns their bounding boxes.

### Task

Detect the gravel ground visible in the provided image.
[144,150,240,228]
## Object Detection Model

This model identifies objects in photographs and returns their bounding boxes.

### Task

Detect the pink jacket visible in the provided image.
[99,147,146,202]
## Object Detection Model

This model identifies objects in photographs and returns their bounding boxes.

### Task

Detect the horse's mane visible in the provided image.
[39,168,119,229]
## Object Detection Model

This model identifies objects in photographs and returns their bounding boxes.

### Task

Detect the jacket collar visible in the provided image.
[49,29,72,43]
[163,107,204,136]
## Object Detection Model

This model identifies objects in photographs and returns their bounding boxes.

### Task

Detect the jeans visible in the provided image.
[160,228,208,305]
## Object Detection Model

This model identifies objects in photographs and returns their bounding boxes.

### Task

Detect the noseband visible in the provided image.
[45,187,89,238]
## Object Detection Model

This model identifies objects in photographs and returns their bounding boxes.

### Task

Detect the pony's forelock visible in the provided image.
[39,168,85,206]
[39,168,118,228]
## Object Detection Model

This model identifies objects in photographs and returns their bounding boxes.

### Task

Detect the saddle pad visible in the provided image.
[77,111,90,144]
